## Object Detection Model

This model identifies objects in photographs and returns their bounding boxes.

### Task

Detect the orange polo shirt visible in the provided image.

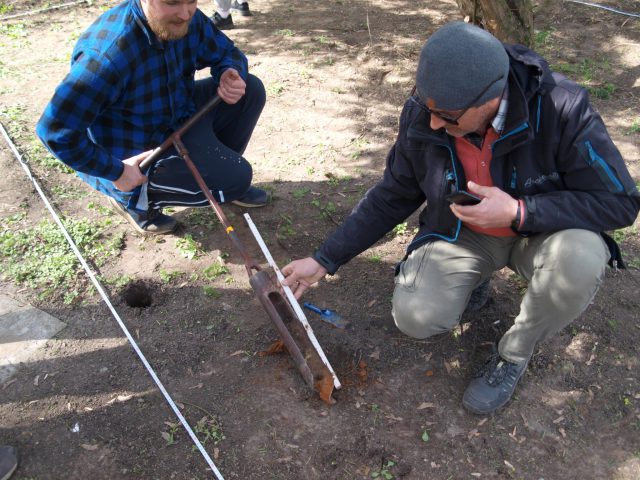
[454,127,516,237]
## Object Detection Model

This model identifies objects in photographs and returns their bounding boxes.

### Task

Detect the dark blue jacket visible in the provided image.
[314,44,640,274]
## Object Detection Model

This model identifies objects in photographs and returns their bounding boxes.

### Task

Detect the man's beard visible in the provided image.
[146,15,190,41]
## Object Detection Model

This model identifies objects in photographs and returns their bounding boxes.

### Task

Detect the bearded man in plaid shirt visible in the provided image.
[37,0,267,234]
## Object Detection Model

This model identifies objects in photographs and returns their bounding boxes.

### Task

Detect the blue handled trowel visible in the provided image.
[303,302,349,329]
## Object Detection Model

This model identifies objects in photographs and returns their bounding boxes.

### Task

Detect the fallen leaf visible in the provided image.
[553,416,565,424]
[425,370,434,377]
[258,340,285,357]
[504,460,515,471]
[417,402,435,410]
[231,350,246,357]
[369,349,380,360]
[117,394,133,402]
[189,383,204,390]
[559,427,566,438]
[468,429,479,440]
[477,418,488,427]
[80,444,99,451]
[213,447,219,460]
[358,360,368,384]
[471,474,482,478]
[161,432,171,442]
[34,375,39,386]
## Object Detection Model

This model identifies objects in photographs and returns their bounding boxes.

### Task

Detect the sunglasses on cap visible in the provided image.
[410,74,506,126]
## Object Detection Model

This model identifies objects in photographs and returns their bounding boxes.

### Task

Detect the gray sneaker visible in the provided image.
[0,446,18,480]
[231,0,252,16]
[108,197,177,235]
[462,352,530,414]
[212,11,234,30]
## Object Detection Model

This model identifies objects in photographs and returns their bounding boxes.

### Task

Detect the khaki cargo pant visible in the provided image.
[392,228,608,363]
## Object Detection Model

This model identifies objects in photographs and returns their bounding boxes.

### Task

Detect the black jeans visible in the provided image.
[147,74,265,208]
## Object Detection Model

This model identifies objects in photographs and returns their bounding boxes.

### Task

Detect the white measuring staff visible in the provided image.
[1,122,225,480]
[243,213,341,390]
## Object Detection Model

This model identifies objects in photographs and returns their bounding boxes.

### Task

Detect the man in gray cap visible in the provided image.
[282,22,640,414]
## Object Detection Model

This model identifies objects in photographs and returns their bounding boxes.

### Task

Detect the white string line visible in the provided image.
[0,122,224,480]
[243,213,341,390]
[565,0,640,18]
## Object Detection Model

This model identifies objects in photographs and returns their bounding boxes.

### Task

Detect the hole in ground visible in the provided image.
[122,282,153,308]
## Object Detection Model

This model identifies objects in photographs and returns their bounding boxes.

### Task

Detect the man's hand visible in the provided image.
[281,257,328,299]
[112,150,152,192]
[449,181,519,228]
[218,69,246,104]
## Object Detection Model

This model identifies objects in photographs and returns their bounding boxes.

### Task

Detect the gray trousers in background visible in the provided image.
[392,228,608,364]
[214,0,247,11]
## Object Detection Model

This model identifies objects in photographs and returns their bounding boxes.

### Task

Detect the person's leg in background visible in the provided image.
[147,74,267,209]
[231,0,252,17]
[212,0,234,29]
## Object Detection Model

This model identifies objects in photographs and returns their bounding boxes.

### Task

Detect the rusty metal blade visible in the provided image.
[249,270,335,404]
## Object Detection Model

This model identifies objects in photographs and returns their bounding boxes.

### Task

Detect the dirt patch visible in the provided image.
[1,0,639,479]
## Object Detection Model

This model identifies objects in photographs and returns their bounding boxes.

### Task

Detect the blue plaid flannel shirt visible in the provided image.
[36,0,248,210]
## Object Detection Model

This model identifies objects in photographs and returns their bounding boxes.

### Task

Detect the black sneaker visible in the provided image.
[0,446,18,480]
[212,11,234,30]
[231,186,269,208]
[231,0,252,16]
[108,197,177,235]
[464,279,491,313]
[462,352,530,414]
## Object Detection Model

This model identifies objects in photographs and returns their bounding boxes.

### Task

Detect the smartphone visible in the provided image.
[445,190,482,206]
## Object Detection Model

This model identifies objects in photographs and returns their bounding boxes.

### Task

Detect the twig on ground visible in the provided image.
[0,0,89,21]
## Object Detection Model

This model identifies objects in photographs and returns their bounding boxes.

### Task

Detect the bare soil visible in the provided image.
[1,1,639,479]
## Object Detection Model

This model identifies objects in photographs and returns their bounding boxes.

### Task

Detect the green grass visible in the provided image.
[552,58,616,99]
[1,105,73,173]
[194,415,225,446]
[203,285,221,298]
[0,2,15,14]
[187,208,218,228]
[390,222,408,237]
[159,269,182,283]
[175,234,201,259]
[202,262,229,280]
[624,118,640,135]
[277,214,296,239]
[371,460,396,479]
[0,23,27,39]
[275,29,295,37]
[266,82,285,96]
[534,27,554,51]
[1,217,124,303]
[292,187,310,199]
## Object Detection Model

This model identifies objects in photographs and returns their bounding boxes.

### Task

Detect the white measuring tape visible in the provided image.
[0,122,224,480]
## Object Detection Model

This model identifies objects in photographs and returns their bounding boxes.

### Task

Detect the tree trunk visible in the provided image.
[455,0,534,47]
